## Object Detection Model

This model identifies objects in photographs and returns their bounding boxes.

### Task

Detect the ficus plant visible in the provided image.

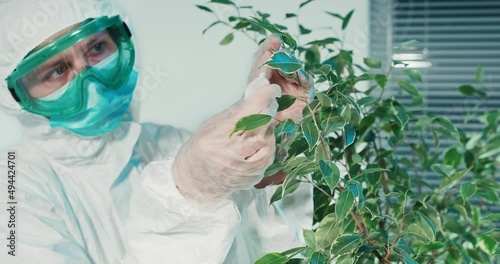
[197,1,500,263]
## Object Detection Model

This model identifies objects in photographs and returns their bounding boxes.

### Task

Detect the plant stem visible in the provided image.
[299,80,332,164]
[303,176,333,199]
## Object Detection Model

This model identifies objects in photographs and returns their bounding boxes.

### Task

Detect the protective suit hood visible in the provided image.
[0,0,140,138]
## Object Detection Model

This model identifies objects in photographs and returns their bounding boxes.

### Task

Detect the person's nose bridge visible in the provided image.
[65,44,90,73]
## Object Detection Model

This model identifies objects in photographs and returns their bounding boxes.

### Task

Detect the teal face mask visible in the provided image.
[47,58,139,137]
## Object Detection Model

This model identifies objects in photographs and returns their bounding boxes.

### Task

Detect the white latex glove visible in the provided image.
[247,35,315,125]
[172,69,282,207]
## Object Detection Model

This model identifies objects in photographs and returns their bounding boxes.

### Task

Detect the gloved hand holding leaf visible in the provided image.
[172,72,281,207]
[245,35,315,129]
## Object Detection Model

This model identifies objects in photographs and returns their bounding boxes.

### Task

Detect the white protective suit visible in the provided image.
[0,0,313,263]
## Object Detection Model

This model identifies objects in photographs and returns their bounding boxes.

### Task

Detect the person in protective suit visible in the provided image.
[0,0,315,263]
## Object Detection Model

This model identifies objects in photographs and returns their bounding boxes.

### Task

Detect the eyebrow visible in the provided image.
[83,31,108,48]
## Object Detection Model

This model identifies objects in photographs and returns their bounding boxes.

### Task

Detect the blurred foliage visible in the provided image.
[198,0,500,263]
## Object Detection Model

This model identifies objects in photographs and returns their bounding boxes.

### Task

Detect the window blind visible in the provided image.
[369,0,499,210]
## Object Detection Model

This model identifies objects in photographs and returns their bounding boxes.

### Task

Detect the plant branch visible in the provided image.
[303,175,333,199]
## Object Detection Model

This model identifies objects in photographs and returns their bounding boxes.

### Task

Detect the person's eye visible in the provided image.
[45,65,69,81]
[88,41,107,56]
[93,42,104,52]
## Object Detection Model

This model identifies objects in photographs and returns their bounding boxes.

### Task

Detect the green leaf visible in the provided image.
[285,156,311,172]
[264,162,283,176]
[323,117,346,134]
[341,105,351,122]
[399,39,419,49]
[394,105,409,130]
[363,57,381,68]
[280,247,307,257]
[335,190,355,222]
[277,95,296,112]
[331,235,361,256]
[263,51,302,74]
[219,33,234,45]
[476,65,483,83]
[344,124,356,148]
[418,242,446,254]
[195,5,213,13]
[479,147,500,159]
[351,154,362,164]
[310,252,327,264]
[335,255,355,264]
[303,229,317,250]
[305,37,340,46]
[270,186,284,204]
[403,257,418,264]
[325,11,344,21]
[356,73,373,82]
[288,162,317,179]
[311,64,332,77]
[315,213,340,249]
[439,168,470,190]
[314,143,329,164]
[458,85,476,95]
[281,177,302,198]
[333,91,361,117]
[357,96,377,106]
[444,147,461,168]
[375,74,387,89]
[285,13,297,19]
[343,95,361,116]
[480,214,500,221]
[301,123,319,151]
[347,180,364,208]
[203,21,222,35]
[466,134,482,150]
[430,127,440,149]
[453,204,469,221]
[342,10,354,30]
[299,0,314,8]
[458,85,486,98]
[484,134,500,151]
[316,92,332,107]
[230,114,272,137]
[431,164,456,177]
[421,206,443,233]
[404,69,422,82]
[246,17,297,50]
[405,223,429,243]
[210,0,236,6]
[417,211,436,239]
[256,11,270,19]
[435,117,459,139]
[287,138,309,157]
[460,183,477,203]
[364,168,389,174]
[254,252,286,264]
[398,80,421,97]
[478,235,498,256]
[233,19,251,30]
[276,119,296,136]
[299,25,312,35]
[319,160,340,191]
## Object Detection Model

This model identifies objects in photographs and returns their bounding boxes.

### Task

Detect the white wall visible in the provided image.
[0,0,368,151]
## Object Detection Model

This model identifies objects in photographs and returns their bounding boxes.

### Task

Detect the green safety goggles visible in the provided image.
[5,15,135,118]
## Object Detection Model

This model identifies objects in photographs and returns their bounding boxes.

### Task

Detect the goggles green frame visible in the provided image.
[5,15,135,117]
